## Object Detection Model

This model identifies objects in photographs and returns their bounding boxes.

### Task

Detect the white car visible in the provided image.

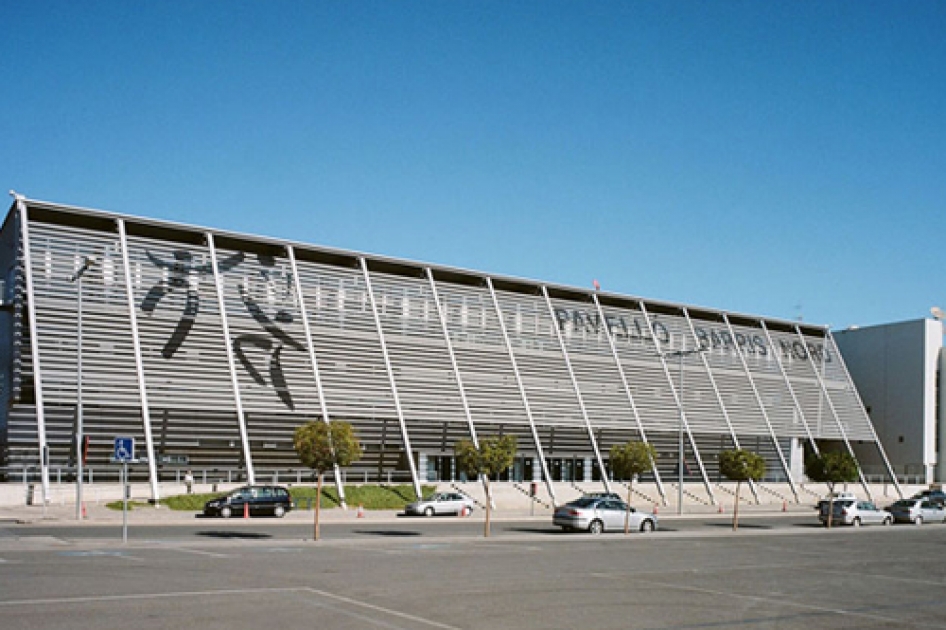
[553,497,657,534]
[818,499,892,527]
[886,498,946,525]
[405,492,475,517]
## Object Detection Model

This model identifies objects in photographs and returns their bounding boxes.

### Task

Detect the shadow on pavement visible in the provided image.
[507,527,573,535]
[197,531,273,539]
[352,530,422,537]
[706,522,773,530]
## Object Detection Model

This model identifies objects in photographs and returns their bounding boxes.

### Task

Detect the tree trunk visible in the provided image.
[826,482,835,529]
[484,477,491,538]
[314,472,323,541]
[732,481,741,531]
[625,480,633,535]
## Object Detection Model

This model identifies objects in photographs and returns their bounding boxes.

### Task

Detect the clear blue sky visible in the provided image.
[3,1,944,330]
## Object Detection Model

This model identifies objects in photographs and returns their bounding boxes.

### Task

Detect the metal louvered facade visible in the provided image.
[0,196,899,502]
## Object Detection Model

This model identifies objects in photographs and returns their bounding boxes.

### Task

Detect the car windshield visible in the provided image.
[891,500,915,508]
[568,498,600,508]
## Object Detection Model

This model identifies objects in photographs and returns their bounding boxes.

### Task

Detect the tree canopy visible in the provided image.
[717,449,765,531]
[609,441,657,482]
[293,420,362,541]
[455,435,517,480]
[454,435,517,538]
[718,449,766,483]
[805,450,859,487]
[804,450,859,529]
[293,421,362,474]
[609,441,658,534]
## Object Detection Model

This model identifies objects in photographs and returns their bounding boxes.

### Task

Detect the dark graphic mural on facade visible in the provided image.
[141,249,245,358]
[233,255,304,410]
[141,249,303,410]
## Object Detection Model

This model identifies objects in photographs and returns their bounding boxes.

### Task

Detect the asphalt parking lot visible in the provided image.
[3,516,946,629]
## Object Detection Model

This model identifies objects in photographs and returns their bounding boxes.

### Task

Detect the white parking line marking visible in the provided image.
[157,546,231,558]
[301,587,461,629]
[0,586,461,629]
[0,587,301,607]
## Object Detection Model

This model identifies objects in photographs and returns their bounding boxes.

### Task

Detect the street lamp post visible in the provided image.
[662,341,708,515]
[70,255,96,521]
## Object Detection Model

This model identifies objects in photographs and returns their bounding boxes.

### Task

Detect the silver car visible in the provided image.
[553,497,657,534]
[405,492,475,517]
[887,498,946,525]
[818,499,892,527]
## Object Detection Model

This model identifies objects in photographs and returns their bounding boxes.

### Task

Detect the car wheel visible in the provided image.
[220,506,232,519]
[640,519,655,533]
[915,516,923,526]
[274,505,286,518]
[883,516,892,526]
[852,517,861,527]
[588,519,604,535]
[424,507,435,517]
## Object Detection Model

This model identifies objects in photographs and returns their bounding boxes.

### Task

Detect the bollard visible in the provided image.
[243,502,249,519]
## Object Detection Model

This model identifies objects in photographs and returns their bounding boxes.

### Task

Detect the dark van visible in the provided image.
[203,485,292,518]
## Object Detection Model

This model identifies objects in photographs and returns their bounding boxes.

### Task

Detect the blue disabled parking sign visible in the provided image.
[114,437,135,463]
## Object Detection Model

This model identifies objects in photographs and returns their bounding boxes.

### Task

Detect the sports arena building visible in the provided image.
[0,195,901,505]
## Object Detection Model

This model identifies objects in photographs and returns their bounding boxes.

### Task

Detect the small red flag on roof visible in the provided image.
[593,279,601,291]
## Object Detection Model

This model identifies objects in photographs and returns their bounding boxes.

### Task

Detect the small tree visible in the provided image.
[609,441,658,534]
[455,435,517,538]
[805,450,859,529]
[293,421,362,541]
[718,449,766,531]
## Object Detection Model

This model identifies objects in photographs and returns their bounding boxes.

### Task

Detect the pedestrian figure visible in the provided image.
[184,470,194,494]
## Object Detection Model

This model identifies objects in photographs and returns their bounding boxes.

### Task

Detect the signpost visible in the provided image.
[114,437,135,543]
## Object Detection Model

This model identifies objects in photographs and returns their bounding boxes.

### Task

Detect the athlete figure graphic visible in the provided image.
[233,285,305,410]
[141,249,245,358]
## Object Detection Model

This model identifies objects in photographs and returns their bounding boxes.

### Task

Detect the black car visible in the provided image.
[203,485,293,518]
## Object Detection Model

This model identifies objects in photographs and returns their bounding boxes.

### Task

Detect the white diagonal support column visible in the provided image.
[116,219,160,500]
[683,311,761,504]
[486,277,556,506]
[759,321,820,456]
[360,257,422,498]
[428,268,494,496]
[207,233,255,485]
[821,330,903,498]
[287,246,346,507]
[13,194,50,503]
[542,287,610,494]
[592,294,667,504]
[640,303,716,507]
[793,326,872,501]
[426,269,479,447]
[719,313,795,503]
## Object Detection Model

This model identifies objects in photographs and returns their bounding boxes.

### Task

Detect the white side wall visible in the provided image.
[835,319,943,484]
